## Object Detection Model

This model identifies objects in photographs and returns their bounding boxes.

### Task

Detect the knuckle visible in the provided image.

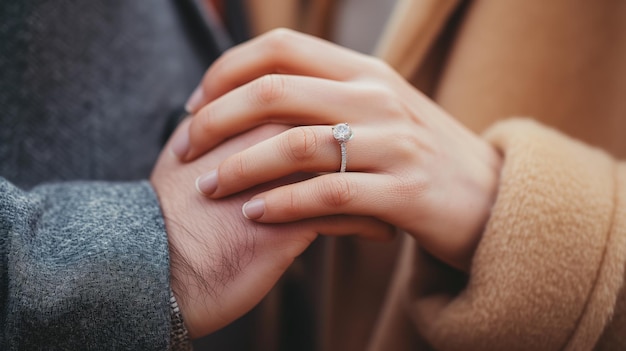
[282,190,302,218]
[263,28,298,51]
[256,29,300,70]
[392,174,430,207]
[395,130,419,150]
[393,131,423,160]
[359,85,405,119]
[368,56,395,74]
[249,74,287,107]
[270,188,304,221]
[205,46,238,86]
[378,91,406,118]
[319,177,355,208]
[207,56,227,84]
[397,175,425,194]
[196,104,217,134]
[282,127,319,163]
[222,153,249,182]
[358,56,397,79]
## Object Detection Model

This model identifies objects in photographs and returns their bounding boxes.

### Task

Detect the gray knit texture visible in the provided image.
[0,180,170,349]
[0,0,211,349]
[0,0,207,187]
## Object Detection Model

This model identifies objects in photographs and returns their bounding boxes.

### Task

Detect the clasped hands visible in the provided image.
[150,29,502,339]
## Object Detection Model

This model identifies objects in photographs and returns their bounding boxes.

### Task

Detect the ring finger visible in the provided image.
[195,124,403,198]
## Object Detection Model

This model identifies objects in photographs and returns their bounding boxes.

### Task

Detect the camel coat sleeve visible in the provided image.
[372,118,626,351]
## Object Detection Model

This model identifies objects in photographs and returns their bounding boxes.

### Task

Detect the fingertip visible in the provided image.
[170,122,191,160]
[195,176,205,196]
[185,85,205,114]
[183,147,199,162]
[195,170,218,196]
[242,198,265,220]
[169,117,191,161]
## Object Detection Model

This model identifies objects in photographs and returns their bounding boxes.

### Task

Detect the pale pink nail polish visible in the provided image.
[195,170,218,195]
[184,85,204,113]
[242,199,265,220]
[170,128,190,159]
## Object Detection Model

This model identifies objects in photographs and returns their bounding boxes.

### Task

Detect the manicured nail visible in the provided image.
[185,85,204,113]
[242,199,265,220]
[170,128,190,159]
[195,170,218,195]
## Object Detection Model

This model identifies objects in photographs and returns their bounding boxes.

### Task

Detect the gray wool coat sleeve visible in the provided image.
[0,0,233,348]
[0,178,173,350]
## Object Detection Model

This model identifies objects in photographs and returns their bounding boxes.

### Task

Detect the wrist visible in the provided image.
[462,142,503,271]
[166,216,203,340]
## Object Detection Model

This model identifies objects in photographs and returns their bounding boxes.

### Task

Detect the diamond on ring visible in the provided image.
[333,123,353,143]
[332,123,353,172]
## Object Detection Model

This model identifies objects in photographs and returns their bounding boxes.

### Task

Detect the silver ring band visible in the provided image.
[339,142,347,172]
[332,123,353,172]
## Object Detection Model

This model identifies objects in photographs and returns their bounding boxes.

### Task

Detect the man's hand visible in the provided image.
[151,119,392,338]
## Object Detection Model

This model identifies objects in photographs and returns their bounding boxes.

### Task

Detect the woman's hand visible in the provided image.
[173,29,502,271]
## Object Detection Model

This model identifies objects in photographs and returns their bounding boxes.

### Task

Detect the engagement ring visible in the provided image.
[332,123,353,172]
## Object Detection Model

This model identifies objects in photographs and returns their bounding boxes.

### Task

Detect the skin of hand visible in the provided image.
[173,29,503,272]
[151,119,393,339]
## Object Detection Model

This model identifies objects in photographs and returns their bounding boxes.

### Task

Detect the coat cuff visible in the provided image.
[1,180,173,349]
[416,118,626,350]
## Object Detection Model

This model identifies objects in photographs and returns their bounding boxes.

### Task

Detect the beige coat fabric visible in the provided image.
[369,120,626,351]
[243,0,626,350]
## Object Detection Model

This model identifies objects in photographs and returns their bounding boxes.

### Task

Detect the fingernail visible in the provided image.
[170,128,190,159]
[185,85,204,113]
[242,199,265,220]
[195,170,218,195]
